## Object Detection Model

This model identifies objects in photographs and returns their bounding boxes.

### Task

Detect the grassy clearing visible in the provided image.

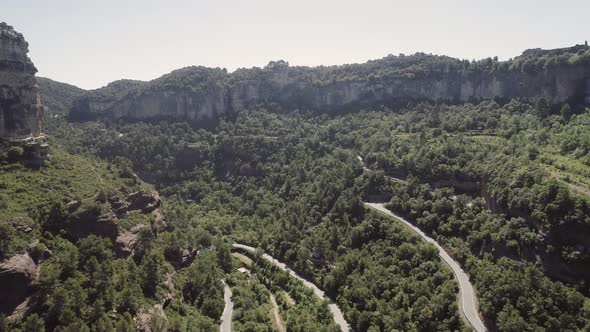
[539,152,590,199]
[232,252,254,268]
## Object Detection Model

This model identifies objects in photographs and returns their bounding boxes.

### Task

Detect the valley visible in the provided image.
[1,19,590,332]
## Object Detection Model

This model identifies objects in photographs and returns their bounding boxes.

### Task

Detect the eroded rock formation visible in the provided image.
[0,254,38,314]
[0,22,42,139]
[69,46,590,126]
[63,189,166,257]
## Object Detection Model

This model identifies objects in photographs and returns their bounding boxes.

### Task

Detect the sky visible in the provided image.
[4,0,589,89]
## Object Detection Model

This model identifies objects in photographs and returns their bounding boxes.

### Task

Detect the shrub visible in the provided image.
[7,146,24,161]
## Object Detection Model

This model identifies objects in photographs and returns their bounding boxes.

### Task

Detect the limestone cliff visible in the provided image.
[0,23,42,139]
[69,45,590,126]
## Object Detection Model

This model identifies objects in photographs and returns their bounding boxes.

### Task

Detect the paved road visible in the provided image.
[364,203,486,332]
[220,280,233,332]
[232,243,350,332]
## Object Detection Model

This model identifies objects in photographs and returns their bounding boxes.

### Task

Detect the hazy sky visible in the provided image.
[4,0,589,89]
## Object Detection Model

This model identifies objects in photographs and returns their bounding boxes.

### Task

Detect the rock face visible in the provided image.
[65,190,166,257]
[0,254,38,314]
[69,46,590,126]
[0,23,42,139]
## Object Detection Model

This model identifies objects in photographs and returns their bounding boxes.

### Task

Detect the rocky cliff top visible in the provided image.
[0,22,26,41]
[0,22,35,71]
[0,22,42,139]
[519,43,590,59]
[67,43,590,127]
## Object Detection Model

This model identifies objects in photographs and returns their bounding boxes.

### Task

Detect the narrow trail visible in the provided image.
[364,203,487,332]
[220,280,233,332]
[232,243,350,332]
[269,293,286,332]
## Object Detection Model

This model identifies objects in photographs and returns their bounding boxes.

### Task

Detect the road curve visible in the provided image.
[220,280,233,332]
[232,243,350,332]
[364,203,487,332]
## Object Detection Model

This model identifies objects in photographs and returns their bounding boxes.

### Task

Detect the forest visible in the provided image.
[2,79,590,331]
[3,96,581,331]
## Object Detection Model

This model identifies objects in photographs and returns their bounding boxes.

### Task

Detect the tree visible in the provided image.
[536,98,550,117]
[527,146,539,160]
[0,224,11,259]
[0,314,8,332]
[92,315,114,332]
[560,103,573,120]
[7,146,24,162]
[141,253,164,298]
[497,304,528,332]
[114,314,135,332]
[22,314,45,332]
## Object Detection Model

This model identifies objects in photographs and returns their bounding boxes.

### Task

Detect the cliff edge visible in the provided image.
[0,22,43,139]
[69,45,590,127]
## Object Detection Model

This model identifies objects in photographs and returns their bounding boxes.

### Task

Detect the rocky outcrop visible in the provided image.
[115,223,149,257]
[0,254,38,314]
[70,67,226,128]
[69,46,590,126]
[65,206,119,240]
[0,23,43,139]
[65,190,166,256]
[127,190,161,214]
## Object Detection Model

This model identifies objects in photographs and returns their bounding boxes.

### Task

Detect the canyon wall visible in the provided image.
[0,23,42,139]
[70,47,590,126]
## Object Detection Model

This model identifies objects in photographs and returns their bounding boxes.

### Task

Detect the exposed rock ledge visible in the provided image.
[0,22,43,139]
[0,254,38,315]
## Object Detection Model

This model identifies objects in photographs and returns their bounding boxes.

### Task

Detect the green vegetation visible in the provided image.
[233,248,341,331]
[0,146,225,331]
[0,147,142,259]
[37,77,85,115]
[6,92,589,331]
[228,271,273,332]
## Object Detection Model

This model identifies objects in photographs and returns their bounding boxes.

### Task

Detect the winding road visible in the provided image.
[232,243,350,332]
[220,280,233,332]
[364,203,487,332]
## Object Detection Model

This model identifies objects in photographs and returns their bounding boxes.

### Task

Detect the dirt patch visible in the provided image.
[269,293,286,332]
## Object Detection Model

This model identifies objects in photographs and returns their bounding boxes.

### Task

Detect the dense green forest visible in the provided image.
[4,89,590,331]
[18,97,586,331]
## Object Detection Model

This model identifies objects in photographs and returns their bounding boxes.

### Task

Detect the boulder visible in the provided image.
[0,253,37,314]
[127,190,161,214]
[152,209,167,232]
[115,223,149,257]
[66,208,119,240]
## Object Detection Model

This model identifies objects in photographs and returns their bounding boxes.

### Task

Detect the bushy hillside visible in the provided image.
[42,97,590,331]
[37,77,85,115]
[0,147,226,331]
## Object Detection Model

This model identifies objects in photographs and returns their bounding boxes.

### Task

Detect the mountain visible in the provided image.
[4,18,590,332]
[36,77,85,115]
[67,46,590,127]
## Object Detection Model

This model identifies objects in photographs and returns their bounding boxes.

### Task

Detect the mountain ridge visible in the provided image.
[62,44,590,127]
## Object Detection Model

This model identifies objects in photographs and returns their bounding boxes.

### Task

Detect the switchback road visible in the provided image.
[364,203,487,332]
